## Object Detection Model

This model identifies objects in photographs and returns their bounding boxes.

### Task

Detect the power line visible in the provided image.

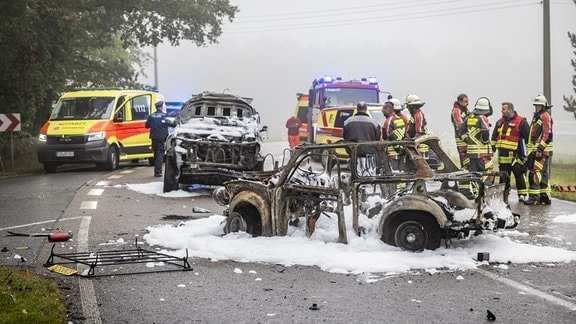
[225,0,540,33]
[234,0,462,22]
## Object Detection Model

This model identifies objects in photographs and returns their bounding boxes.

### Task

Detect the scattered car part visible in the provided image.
[8,230,73,242]
[44,239,192,277]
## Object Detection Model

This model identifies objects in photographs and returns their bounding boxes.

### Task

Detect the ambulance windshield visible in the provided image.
[50,97,115,120]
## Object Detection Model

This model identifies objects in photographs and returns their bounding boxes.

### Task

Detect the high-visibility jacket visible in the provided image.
[491,112,529,164]
[451,101,469,149]
[407,108,428,138]
[395,111,409,139]
[459,113,491,159]
[407,108,429,154]
[527,109,553,155]
[382,111,406,159]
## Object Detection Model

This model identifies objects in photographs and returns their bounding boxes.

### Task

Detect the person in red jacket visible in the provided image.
[491,102,530,203]
[451,93,470,169]
[524,95,554,205]
[285,115,302,149]
[405,94,429,160]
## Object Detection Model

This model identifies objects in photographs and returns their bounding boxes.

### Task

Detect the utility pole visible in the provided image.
[543,0,551,102]
[543,0,552,177]
[153,46,159,90]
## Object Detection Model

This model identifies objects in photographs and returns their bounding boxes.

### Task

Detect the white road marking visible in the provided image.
[0,216,85,231]
[80,201,98,209]
[107,175,123,179]
[87,189,104,196]
[95,181,111,186]
[477,268,576,311]
[77,216,102,323]
[120,170,135,174]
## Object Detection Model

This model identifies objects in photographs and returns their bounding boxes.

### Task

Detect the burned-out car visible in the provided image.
[163,91,268,192]
[213,135,519,252]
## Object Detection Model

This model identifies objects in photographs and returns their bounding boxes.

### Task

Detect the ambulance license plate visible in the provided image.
[56,151,74,157]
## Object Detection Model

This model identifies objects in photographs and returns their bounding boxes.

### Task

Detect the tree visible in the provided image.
[0,0,238,136]
[564,0,576,119]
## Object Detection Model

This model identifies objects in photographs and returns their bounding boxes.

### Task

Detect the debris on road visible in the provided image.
[477,252,490,262]
[487,309,496,321]
[7,230,73,242]
[44,239,192,277]
[192,207,211,213]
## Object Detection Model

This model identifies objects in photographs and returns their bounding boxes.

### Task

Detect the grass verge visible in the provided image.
[0,268,67,323]
[549,162,576,202]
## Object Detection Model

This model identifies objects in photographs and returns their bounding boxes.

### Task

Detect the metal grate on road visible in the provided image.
[44,239,192,277]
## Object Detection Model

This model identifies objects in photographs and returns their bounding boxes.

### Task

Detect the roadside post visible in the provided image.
[0,113,22,172]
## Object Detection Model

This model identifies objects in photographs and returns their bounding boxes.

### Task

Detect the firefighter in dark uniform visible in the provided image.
[524,95,554,205]
[451,93,470,169]
[459,97,493,198]
[491,102,530,204]
[382,100,406,171]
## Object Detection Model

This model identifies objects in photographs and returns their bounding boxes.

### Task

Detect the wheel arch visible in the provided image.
[379,196,447,243]
[229,191,272,236]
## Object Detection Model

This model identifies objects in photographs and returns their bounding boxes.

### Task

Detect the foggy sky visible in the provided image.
[142,0,576,159]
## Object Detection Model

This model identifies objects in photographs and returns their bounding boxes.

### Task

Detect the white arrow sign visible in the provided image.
[0,113,21,132]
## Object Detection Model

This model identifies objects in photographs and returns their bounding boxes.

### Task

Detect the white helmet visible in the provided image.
[406,94,424,106]
[532,94,548,107]
[389,98,403,111]
[473,97,491,115]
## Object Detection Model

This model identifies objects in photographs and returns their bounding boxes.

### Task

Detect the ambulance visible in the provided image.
[36,88,164,173]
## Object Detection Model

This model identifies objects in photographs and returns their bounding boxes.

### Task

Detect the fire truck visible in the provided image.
[305,76,381,144]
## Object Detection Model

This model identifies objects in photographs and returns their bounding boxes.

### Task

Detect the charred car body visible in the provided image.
[163,92,268,192]
[213,135,519,252]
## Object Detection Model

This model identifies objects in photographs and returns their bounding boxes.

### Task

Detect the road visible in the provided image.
[0,154,575,323]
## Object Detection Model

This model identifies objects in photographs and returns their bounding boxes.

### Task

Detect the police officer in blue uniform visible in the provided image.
[145,101,168,177]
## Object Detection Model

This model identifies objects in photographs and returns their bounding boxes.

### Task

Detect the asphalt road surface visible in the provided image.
[1,158,575,323]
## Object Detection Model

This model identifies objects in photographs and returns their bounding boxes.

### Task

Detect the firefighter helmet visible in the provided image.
[406,94,424,106]
[389,98,403,111]
[532,94,549,107]
[473,97,491,115]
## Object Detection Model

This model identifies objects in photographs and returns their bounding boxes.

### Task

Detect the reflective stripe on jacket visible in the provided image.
[491,113,529,164]
[527,110,553,155]
[383,112,406,159]
[459,114,491,158]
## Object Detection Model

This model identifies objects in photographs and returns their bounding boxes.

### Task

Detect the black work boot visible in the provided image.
[539,194,552,205]
[523,195,540,205]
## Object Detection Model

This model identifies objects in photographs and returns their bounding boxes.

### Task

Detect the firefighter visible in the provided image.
[390,98,408,139]
[451,93,470,169]
[405,94,430,161]
[406,94,428,139]
[382,101,406,171]
[524,95,554,205]
[459,97,493,197]
[491,102,530,204]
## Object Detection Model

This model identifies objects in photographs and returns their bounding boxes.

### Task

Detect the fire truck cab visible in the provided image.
[306,76,381,144]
